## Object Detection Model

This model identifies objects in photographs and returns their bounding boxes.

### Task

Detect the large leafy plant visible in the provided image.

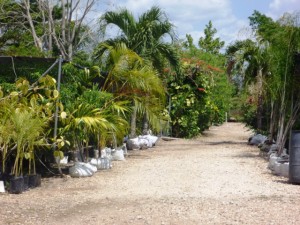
[0,75,59,177]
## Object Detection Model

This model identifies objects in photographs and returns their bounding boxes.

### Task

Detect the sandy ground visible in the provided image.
[1,122,300,225]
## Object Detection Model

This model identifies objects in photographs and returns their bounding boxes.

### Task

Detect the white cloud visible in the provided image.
[269,0,297,10]
[110,0,242,46]
[268,0,299,19]
[101,0,297,48]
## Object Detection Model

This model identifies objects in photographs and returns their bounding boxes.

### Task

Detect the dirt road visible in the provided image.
[1,122,300,225]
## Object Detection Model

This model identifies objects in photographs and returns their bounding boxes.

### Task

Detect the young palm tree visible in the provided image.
[10,108,47,177]
[96,43,166,137]
[61,91,129,161]
[0,101,15,174]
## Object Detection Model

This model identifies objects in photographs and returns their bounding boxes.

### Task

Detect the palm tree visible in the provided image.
[94,6,180,137]
[61,88,130,161]
[96,6,180,71]
[226,39,270,131]
[0,100,15,174]
[97,43,166,137]
[10,108,47,177]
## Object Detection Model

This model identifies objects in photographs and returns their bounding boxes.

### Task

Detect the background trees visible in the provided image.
[198,20,225,54]
[167,21,233,137]
[227,11,300,154]
[0,0,96,59]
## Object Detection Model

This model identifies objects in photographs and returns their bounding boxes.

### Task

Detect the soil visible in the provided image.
[1,122,300,225]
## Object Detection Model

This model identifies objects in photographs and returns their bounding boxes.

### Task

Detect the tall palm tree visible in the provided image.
[226,39,270,131]
[94,6,180,137]
[95,6,180,72]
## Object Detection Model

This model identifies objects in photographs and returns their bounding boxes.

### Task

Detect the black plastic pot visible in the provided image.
[9,176,24,194]
[28,174,41,188]
[36,174,41,187]
[23,175,29,191]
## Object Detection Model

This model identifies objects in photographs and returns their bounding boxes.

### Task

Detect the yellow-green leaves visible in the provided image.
[54,150,64,159]
[61,111,67,119]
[53,90,59,99]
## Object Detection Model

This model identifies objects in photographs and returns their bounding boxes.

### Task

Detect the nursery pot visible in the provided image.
[290,130,300,183]
[28,174,41,188]
[9,176,24,194]
[23,175,29,191]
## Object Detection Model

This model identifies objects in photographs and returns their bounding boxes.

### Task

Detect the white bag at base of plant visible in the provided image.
[104,147,112,157]
[100,149,107,158]
[268,154,278,171]
[90,157,112,170]
[111,149,125,161]
[248,134,267,146]
[126,135,159,150]
[279,162,289,178]
[69,162,95,178]
[272,161,280,175]
[141,135,158,146]
[126,138,140,150]
[0,181,5,193]
[86,163,97,173]
[138,137,150,149]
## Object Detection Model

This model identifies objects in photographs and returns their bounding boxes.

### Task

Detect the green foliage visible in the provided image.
[0,57,58,84]
[167,52,233,138]
[95,6,181,73]
[0,74,59,176]
[198,21,225,54]
[164,24,232,138]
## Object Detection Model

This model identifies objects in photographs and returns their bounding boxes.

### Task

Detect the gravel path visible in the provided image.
[1,122,300,225]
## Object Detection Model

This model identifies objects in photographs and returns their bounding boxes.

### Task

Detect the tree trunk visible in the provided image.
[129,105,137,138]
[142,113,149,135]
[268,100,278,142]
[256,68,263,131]
[23,0,43,51]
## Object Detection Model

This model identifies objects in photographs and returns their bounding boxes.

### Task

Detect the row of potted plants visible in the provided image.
[0,76,58,193]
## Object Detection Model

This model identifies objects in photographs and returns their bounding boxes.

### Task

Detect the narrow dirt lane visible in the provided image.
[1,122,300,225]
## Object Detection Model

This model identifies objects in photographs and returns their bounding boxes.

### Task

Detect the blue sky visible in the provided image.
[97,0,299,47]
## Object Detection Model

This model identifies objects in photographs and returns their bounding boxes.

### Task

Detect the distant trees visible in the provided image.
[226,10,300,154]
[198,20,225,54]
[0,0,96,59]
[226,39,270,131]
[169,21,233,137]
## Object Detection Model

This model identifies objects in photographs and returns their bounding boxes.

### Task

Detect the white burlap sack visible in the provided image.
[248,134,267,146]
[141,135,158,147]
[111,149,125,161]
[69,162,94,178]
[268,154,278,171]
[279,163,289,178]
[126,138,140,150]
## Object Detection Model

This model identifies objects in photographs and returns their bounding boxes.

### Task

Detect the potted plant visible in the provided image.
[10,108,46,191]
